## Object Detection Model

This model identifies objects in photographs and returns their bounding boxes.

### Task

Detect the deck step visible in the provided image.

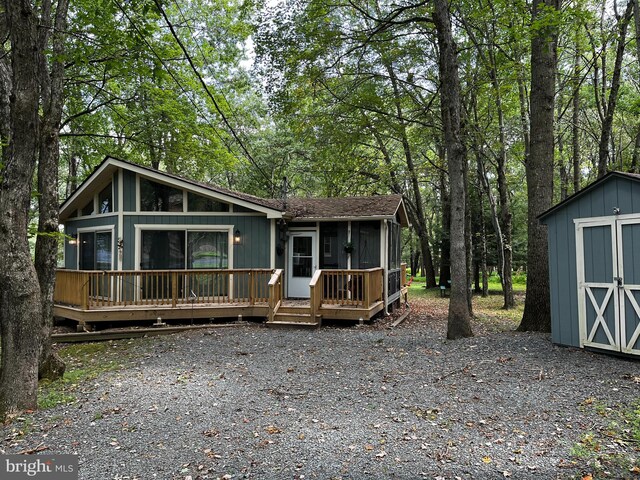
[277,305,311,314]
[266,313,320,328]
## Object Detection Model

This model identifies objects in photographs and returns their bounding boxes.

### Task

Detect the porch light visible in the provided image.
[233,229,242,245]
[68,233,78,246]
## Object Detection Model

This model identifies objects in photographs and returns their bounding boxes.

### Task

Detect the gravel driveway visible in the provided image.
[2,313,639,479]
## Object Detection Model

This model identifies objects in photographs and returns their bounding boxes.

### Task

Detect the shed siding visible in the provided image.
[544,177,640,348]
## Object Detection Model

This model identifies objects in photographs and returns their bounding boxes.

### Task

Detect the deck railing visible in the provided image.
[316,268,384,308]
[401,263,408,286]
[55,269,274,309]
[267,269,284,322]
[55,267,386,313]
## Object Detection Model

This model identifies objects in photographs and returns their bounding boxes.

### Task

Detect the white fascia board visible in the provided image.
[60,160,116,220]
[120,160,283,218]
[61,157,283,220]
[289,215,394,223]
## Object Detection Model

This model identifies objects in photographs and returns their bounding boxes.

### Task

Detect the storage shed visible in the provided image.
[540,171,640,356]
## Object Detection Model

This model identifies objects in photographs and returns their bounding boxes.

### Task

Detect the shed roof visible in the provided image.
[539,171,640,220]
[60,156,409,226]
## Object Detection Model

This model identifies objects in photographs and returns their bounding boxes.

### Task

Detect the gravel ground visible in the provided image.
[2,310,640,480]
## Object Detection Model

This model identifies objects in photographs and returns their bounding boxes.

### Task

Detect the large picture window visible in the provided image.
[140,177,183,212]
[140,230,229,270]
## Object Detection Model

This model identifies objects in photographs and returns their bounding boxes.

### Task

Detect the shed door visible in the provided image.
[617,220,640,355]
[577,217,640,354]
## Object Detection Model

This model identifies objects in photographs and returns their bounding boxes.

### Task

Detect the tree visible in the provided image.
[517,0,560,332]
[433,0,473,339]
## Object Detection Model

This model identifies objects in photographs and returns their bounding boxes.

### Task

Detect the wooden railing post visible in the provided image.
[249,271,255,305]
[81,272,89,310]
[171,271,178,307]
[363,271,370,308]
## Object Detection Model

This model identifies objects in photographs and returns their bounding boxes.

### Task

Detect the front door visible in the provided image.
[576,216,640,354]
[288,231,317,298]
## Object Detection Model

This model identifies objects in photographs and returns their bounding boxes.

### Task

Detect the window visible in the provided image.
[81,199,94,216]
[388,223,401,270]
[187,192,229,212]
[99,183,113,214]
[188,231,228,269]
[140,177,183,212]
[140,230,228,270]
[141,231,185,269]
[79,231,112,270]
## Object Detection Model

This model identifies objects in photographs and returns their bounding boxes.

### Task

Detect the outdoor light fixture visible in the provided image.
[68,233,78,245]
[233,229,242,245]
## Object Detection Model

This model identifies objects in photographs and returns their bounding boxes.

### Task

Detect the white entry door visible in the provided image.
[287,231,317,298]
[576,216,640,354]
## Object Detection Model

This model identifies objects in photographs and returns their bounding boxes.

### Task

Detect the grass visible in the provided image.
[406,274,526,330]
[38,340,135,410]
[570,397,640,476]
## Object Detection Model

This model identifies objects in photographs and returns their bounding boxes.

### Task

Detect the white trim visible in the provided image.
[575,217,620,351]
[117,168,124,270]
[122,211,263,217]
[616,218,640,355]
[62,157,283,220]
[347,221,352,270]
[270,219,276,269]
[381,220,389,314]
[574,212,640,225]
[75,225,116,271]
[287,230,317,298]
[133,224,235,271]
[291,215,395,223]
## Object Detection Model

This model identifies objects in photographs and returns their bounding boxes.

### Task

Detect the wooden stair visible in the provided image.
[266,305,320,328]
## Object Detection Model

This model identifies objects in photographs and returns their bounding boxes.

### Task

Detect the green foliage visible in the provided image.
[38,341,133,409]
[571,397,640,475]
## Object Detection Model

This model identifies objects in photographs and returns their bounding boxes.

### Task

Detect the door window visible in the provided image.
[292,236,313,277]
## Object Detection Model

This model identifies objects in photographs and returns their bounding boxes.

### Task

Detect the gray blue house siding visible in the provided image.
[541,174,640,351]
[64,215,118,269]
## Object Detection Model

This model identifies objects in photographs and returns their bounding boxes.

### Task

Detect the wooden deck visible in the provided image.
[54,266,406,329]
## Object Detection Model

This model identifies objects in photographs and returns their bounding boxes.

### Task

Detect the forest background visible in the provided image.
[0,0,639,415]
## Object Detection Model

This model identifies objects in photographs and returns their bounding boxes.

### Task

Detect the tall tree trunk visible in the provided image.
[572,33,581,191]
[596,1,634,178]
[0,0,43,416]
[384,63,437,288]
[439,158,451,287]
[36,0,70,381]
[433,0,473,339]
[518,0,560,332]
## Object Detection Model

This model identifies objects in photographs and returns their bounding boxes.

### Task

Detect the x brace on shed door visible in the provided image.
[576,215,640,355]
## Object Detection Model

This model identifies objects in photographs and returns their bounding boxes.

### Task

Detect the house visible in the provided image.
[55,156,409,329]
[540,171,640,357]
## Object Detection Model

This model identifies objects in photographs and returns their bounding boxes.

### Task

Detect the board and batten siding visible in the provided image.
[121,214,272,270]
[64,215,119,269]
[542,176,640,348]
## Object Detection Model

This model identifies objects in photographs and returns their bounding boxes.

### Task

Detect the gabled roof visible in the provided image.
[539,171,640,220]
[60,156,284,221]
[60,156,410,226]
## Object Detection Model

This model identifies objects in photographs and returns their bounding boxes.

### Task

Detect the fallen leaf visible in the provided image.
[375,451,387,458]
[581,474,593,480]
[365,444,374,451]
[482,456,492,464]
[265,425,281,434]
